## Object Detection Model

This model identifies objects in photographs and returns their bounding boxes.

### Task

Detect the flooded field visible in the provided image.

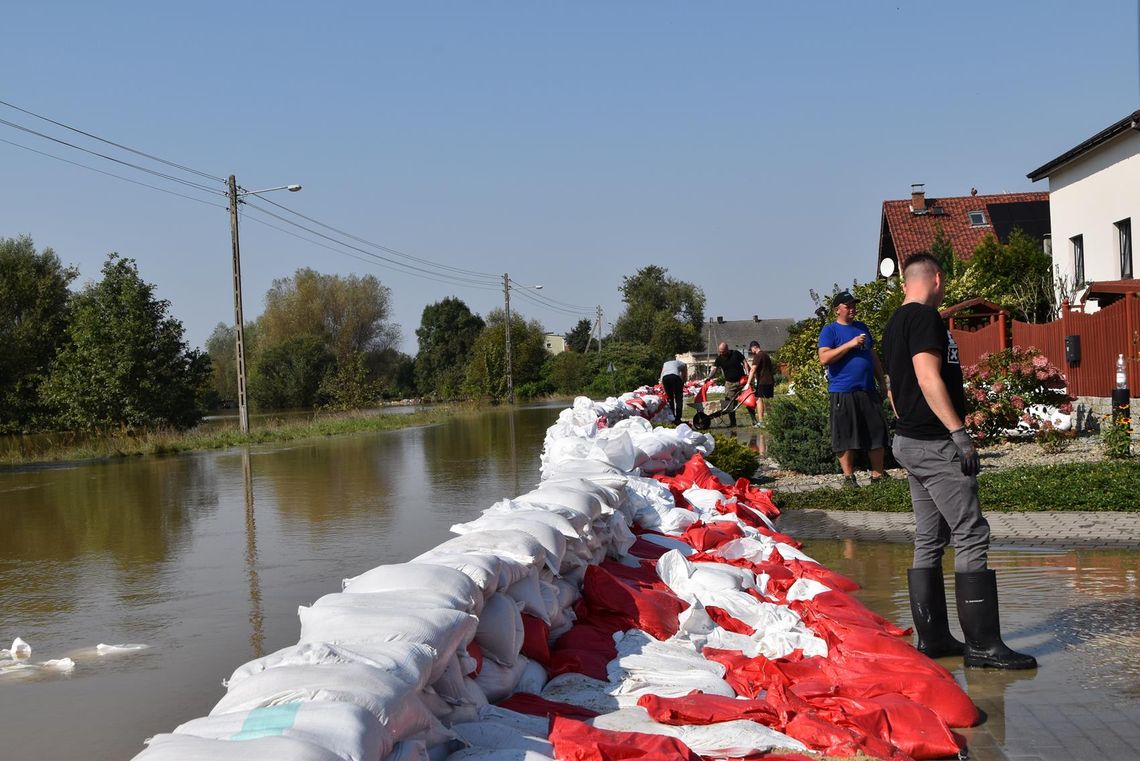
[1,410,1137,761]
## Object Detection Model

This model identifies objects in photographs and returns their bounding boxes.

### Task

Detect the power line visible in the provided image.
[0,98,224,183]
[0,116,224,195]
[507,277,591,311]
[508,286,591,317]
[0,137,228,209]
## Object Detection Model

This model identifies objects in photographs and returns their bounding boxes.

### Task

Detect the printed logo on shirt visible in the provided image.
[946,330,960,365]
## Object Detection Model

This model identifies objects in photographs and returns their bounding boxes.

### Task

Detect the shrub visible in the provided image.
[765,390,839,475]
[707,434,760,480]
[1101,406,1133,459]
[962,347,1074,445]
[1035,422,1072,454]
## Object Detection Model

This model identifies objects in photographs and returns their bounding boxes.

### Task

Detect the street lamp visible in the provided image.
[228,176,302,434]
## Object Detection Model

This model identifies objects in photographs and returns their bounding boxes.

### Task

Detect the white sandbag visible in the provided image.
[474,593,524,666]
[430,653,490,709]
[297,606,477,682]
[473,654,527,703]
[514,656,548,695]
[475,705,550,737]
[343,564,483,612]
[657,507,699,535]
[655,550,756,602]
[503,573,548,623]
[517,487,602,521]
[210,663,435,741]
[552,577,581,609]
[452,517,566,576]
[682,486,728,514]
[174,702,390,761]
[605,512,636,559]
[785,577,831,601]
[450,721,554,755]
[589,706,807,757]
[482,503,583,543]
[636,533,695,556]
[607,630,734,700]
[134,733,345,761]
[227,641,435,691]
[589,430,638,472]
[427,531,548,573]
[409,553,503,601]
[539,672,619,714]
[312,589,477,615]
[540,477,624,509]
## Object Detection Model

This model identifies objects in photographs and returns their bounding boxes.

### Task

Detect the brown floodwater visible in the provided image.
[1,411,1137,761]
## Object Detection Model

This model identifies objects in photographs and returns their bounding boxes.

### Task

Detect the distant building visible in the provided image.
[1027,108,1140,309]
[677,316,794,377]
[876,184,1050,278]
[543,333,567,354]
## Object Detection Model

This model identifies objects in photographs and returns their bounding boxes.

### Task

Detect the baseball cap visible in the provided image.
[831,291,859,309]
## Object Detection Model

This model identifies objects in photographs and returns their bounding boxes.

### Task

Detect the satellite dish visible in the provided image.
[879,258,896,277]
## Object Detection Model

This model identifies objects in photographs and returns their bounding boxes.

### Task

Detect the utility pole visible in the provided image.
[228,175,251,435]
[503,272,513,403]
[591,305,603,352]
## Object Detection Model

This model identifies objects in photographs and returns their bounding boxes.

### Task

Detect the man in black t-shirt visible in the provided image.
[705,342,749,427]
[883,252,1035,670]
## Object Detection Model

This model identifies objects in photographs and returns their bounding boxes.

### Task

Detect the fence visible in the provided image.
[947,294,1140,398]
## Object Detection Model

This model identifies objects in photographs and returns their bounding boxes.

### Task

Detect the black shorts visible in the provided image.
[830,390,888,453]
[752,383,774,399]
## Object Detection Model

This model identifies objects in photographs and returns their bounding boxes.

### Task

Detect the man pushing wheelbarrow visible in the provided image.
[692,342,756,429]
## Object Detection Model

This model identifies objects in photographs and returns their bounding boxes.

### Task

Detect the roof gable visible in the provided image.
[879,191,1049,267]
[700,318,794,355]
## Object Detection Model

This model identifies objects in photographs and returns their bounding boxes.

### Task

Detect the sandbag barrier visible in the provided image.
[133,388,976,761]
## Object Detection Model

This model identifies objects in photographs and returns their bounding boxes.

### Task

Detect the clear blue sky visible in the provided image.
[4,1,1138,354]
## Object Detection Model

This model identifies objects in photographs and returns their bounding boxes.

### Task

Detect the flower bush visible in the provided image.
[962,347,1074,445]
[1101,406,1133,459]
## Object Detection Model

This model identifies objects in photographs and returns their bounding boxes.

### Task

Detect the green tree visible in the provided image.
[464,309,547,400]
[966,230,1053,322]
[40,254,211,431]
[544,351,598,394]
[318,350,381,411]
[367,347,417,400]
[0,235,77,432]
[586,340,657,397]
[250,335,333,410]
[611,266,705,357]
[564,318,594,353]
[414,297,485,399]
[204,323,237,404]
[258,268,398,362]
[930,222,957,279]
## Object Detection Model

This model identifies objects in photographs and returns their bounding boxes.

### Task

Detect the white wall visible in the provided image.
[1045,128,1140,292]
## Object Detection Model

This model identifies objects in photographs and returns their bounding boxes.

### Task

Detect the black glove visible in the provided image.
[949,427,979,477]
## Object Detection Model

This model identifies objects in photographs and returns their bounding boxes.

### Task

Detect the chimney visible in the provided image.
[911,183,926,213]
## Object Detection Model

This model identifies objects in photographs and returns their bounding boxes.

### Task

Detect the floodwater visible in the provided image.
[1,412,1137,761]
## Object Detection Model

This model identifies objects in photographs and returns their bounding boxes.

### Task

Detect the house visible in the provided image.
[543,333,567,354]
[876,185,1050,278]
[1027,109,1140,309]
[676,316,794,377]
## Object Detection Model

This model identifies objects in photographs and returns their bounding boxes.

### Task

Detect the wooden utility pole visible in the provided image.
[503,272,513,403]
[228,175,251,434]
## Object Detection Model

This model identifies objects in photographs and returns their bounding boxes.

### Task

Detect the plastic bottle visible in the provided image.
[1116,354,1127,389]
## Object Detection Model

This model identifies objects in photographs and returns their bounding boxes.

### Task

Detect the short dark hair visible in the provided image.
[903,251,941,274]
[748,340,760,350]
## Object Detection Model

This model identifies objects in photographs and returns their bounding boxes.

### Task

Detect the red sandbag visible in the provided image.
[783,560,860,592]
[549,623,616,680]
[581,563,688,641]
[638,693,777,727]
[521,613,551,665]
[791,592,909,637]
[705,606,756,635]
[549,716,702,761]
[628,537,673,560]
[497,692,599,721]
[729,478,781,519]
[679,521,745,551]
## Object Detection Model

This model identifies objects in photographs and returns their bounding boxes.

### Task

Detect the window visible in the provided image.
[1071,234,1085,285]
[968,210,987,226]
[1118,218,1133,279]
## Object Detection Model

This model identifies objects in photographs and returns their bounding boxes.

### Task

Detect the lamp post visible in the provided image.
[501,274,543,404]
[228,176,302,434]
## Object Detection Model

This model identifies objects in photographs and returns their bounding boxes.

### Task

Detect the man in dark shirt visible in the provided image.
[705,342,748,427]
[883,251,1035,670]
[745,341,775,426]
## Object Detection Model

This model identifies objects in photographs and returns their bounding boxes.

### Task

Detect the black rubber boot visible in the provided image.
[955,570,1038,670]
[907,566,964,658]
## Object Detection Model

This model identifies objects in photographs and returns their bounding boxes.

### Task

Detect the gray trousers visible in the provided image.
[892,434,990,572]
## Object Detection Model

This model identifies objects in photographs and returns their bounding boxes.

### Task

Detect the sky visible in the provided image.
[3,1,1139,355]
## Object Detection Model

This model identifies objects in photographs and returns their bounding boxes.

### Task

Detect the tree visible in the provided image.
[0,235,77,432]
[258,268,399,362]
[611,266,705,358]
[204,323,237,404]
[464,309,547,400]
[250,335,333,410]
[40,254,211,431]
[564,318,594,353]
[367,347,417,400]
[966,230,1053,322]
[543,351,598,394]
[414,297,485,399]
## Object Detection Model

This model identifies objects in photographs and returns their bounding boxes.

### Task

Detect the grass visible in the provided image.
[772,460,1140,512]
[0,405,469,466]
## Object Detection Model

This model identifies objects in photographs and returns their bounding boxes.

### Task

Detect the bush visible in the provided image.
[962,346,1073,444]
[706,434,759,480]
[765,390,839,475]
[1101,406,1133,459]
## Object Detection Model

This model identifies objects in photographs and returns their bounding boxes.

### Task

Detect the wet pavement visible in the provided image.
[778,510,1140,761]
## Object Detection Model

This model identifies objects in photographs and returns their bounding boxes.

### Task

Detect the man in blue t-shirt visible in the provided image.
[817,291,888,487]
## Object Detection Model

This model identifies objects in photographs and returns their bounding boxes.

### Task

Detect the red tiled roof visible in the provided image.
[879,191,1049,266]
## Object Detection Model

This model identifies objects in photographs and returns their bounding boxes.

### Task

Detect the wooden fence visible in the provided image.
[948,294,1140,397]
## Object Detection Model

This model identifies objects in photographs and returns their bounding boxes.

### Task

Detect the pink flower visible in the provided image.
[975,411,988,423]
[1059,401,1073,414]
[979,368,992,380]
[1010,362,1022,374]
[974,389,987,401]
[1036,369,1049,380]
[1011,396,1025,410]
[992,381,1005,393]
[1032,355,1049,368]
[976,430,988,440]
[990,403,1003,414]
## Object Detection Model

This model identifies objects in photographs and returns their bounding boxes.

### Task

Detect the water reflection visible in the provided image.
[242,449,264,659]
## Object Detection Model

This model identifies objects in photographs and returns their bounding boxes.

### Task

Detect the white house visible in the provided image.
[1028,109,1140,306]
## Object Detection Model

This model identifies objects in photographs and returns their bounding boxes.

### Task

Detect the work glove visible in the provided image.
[949,427,980,477]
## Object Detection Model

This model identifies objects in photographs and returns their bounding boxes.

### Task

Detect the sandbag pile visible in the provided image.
[134,390,977,761]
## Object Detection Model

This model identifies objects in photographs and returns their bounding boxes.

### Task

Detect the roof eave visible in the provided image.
[1027,109,1140,182]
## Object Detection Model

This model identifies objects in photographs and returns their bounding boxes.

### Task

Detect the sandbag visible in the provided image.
[452,517,566,576]
[134,733,345,761]
[174,702,390,761]
[312,589,477,615]
[410,552,504,601]
[427,531,548,573]
[475,593,525,666]
[226,641,435,692]
[343,563,482,610]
